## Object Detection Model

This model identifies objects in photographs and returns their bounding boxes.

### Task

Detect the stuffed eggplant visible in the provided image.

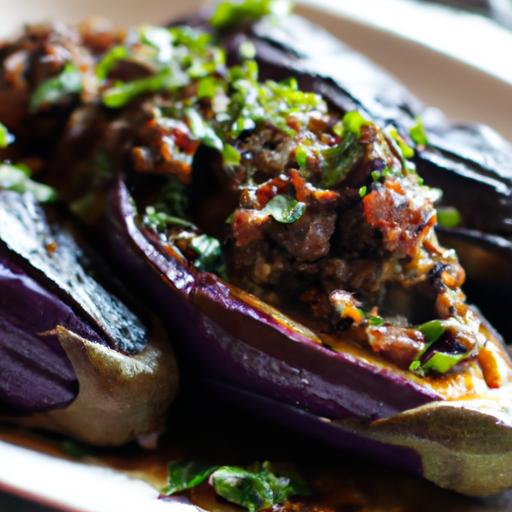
[0,1,511,495]
[0,126,178,446]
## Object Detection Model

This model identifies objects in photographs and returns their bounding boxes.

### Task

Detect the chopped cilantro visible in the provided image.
[418,319,446,345]
[190,234,226,276]
[0,123,12,148]
[358,185,367,198]
[30,63,83,113]
[139,25,174,63]
[368,315,384,326]
[422,351,466,374]
[262,194,306,224]
[437,206,462,229]
[321,131,364,188]
[197,76,219,99]
[295,145,309,170]
[163,460,309,512]
[223,143,241,166]
[102,68,186,108]
[341,111,369,137]
[162,461,218,495]
[211,0,292,30]
[0,163,57,202]
[388,126,414,160]
[186,108,223,151]
[143,206,194,231]
[409,116,429,146]
[96,45,129,80]
[239,40,257,60]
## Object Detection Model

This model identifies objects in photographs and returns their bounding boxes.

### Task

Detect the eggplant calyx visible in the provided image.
[5,321,178,446]
[345,384,512,496]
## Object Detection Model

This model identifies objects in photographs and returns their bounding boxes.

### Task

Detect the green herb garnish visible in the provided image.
[143,206,194,231]
[409,116,429,146]
[162,460,310,512]
[211,0,292,30]
[30,64,83,113]
[96,45,129,80]
[368,315,384,326]
[0,123,12,148]
[186,108,223,151]
[388,126,414,160]
[223,143,242,166]
[239,40,257,60]
[0,163,57,202]
[422,351,466,374]
[321,131,365,188]
[437,206,462,229]
[162,461,218,495]
[102,69,184,108]
[190,234,226,276]
[418,319,446,345]
[262,194,306,224]
[408,319,469,376]
[341,111,369,137]
[358,185,367,198]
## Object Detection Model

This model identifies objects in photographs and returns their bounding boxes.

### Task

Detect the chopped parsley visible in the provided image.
[262,194,306,224]
[321,131,365,188]
[102,69,183,108]
[211,0,292,30]
[409,116,429,146]
[30,63,83,113]
[409,319,468,376]
[96,45,129,80]
[162,461,218,495]
[143,206,194,231]
[0,123,12,148]
[437,206,462,229]
[162,460,310,512]
[388,126,414,160]
[421,351,466,374]
[0,163,57,202]
[339,111,369,137]
[418,319,446,345]
[190,234,226,276]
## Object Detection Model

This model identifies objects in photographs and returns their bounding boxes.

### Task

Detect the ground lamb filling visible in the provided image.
[0,19,492,379]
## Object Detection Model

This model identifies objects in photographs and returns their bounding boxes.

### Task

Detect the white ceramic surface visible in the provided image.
[0,1,511,510]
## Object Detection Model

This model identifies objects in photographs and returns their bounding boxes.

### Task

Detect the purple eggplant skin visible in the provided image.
[0,190,178,444]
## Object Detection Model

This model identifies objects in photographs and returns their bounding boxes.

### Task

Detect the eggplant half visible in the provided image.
[0,187,178,446]
[1,7,512,495]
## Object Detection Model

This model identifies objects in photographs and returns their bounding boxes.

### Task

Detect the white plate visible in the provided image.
[0,1,511,510]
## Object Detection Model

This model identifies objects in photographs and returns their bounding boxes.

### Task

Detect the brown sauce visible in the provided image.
[1,391,511,512]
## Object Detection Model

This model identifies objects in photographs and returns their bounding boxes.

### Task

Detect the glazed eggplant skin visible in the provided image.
[0,190,178,445]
